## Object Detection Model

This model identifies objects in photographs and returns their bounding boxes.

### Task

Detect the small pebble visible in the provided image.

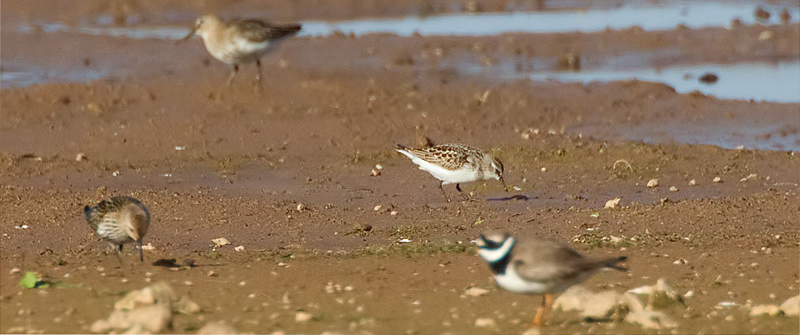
[295,311,313,322]
[474,317,497,328]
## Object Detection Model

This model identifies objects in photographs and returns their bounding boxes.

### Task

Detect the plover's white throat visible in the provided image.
[474,232,627,326]
[84,196,151,262]
[181,15,301,86]
[395,143,505,202]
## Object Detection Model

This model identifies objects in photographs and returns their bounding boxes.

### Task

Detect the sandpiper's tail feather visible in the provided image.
[83,204,100,230]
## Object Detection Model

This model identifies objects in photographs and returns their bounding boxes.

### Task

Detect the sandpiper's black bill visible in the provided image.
[176,28,196,44]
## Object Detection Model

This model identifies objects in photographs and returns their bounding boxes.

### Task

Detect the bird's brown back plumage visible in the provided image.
[229,19,302,42]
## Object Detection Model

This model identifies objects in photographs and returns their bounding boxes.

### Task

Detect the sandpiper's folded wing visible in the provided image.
[229,19,302,43]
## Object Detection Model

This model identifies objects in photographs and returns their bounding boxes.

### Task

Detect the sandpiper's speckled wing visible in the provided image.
[228,19,302,42]
[510,238,599,283]
[401,144,482,171]
[83,196,149,232]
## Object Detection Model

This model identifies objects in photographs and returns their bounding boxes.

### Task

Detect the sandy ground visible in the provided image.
[1,0,799,334]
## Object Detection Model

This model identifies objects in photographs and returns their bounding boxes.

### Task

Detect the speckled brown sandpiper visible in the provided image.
[84,196,150,262]
[396,143,505,202]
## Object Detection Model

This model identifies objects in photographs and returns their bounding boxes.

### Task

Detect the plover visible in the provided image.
[181,14,301,86]
[84,196,150,262]
[474,232,627,326]
[395,143,505,202]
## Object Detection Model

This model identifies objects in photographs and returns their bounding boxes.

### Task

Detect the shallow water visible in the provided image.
[0,66,108,88]
[17,1,800,40]
[301,1,799,36]
[469,59,800,103]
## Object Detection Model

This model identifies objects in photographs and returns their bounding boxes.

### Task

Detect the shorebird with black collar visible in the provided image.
[474,232,628,326]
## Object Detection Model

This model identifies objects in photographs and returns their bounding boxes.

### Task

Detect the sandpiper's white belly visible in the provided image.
[96,217,133,245]
[234,37,272,56]
[203,34,275,65]
[401,153,480,185]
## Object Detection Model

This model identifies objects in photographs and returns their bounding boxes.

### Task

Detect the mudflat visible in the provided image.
[1,0,799,333]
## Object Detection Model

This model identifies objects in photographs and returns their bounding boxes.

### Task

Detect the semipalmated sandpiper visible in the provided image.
[84,196,150,262]
[396,143,505,202]
[181,15,301,86]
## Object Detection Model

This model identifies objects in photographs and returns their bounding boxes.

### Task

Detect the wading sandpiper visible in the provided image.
[395,143,505,202]
[84,196,150,262]
[180,15,301,87]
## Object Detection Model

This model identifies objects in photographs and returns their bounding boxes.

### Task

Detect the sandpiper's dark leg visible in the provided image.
[456,183,470,201]
[110,243,124,265]
[438,181,451,203]
[256,60,263,85]
[254,60,264,94]
[138,240,144,262]
[226,64,239,86]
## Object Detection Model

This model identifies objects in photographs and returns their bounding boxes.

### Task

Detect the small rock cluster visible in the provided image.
[90,282,200,334]
[750,295,800,317]
[553,278,683,330]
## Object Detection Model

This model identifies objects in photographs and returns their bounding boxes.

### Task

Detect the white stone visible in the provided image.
[464,287,490,297]
[750,304,782,317]
[780,295,799,316]
[604,197,621,209]
[474,317,496,328]
[212,238,231,248]
[295,311,313,322]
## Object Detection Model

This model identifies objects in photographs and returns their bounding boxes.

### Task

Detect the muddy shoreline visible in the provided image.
[2,0,799,333]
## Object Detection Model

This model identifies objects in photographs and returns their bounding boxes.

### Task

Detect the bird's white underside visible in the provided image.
[201,32,274,65]
[396,149,480,184]
[96,215,134,245]
[494,266,552,293]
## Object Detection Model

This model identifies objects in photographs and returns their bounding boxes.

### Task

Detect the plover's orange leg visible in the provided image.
[226,64,239,86]
[532,293,552,327]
